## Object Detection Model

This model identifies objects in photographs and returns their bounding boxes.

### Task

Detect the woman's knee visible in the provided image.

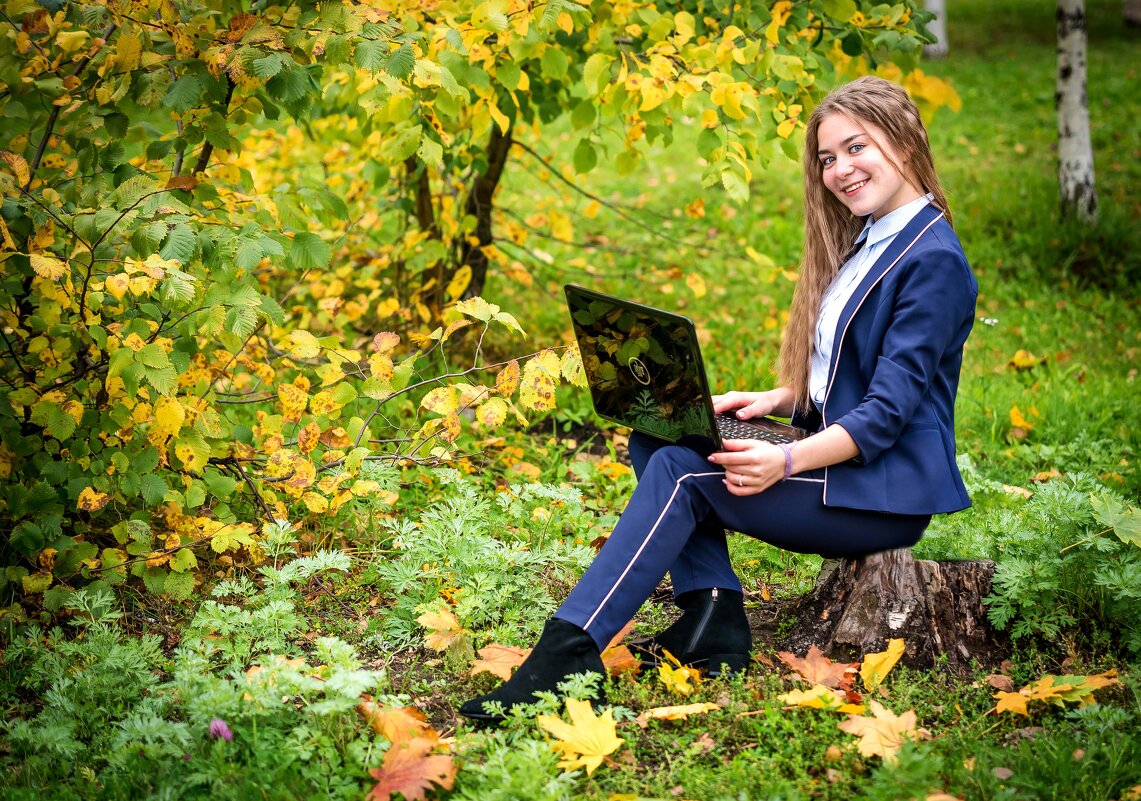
[643,444,718,483]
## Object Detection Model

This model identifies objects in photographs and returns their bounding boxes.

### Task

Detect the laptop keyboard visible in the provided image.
[715,414,796,444]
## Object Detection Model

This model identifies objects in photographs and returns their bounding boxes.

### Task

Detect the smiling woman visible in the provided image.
[459,76,979,723]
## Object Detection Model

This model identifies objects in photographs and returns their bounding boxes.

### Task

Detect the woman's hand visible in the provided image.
[708,439,787,496]
[712,387,794,420]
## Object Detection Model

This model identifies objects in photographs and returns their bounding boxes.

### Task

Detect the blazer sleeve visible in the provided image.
[831,245,977,463]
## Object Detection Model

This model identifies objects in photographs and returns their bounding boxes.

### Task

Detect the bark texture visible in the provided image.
[1056,0,1098,222]
[782,549,1006,674]
[923,0,948,59]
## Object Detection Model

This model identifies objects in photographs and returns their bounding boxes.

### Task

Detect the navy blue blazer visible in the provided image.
[791,203,977,515]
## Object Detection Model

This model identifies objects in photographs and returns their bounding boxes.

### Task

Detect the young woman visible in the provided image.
[460,76,978,722]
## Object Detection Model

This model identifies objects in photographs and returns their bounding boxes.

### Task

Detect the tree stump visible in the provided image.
[781,549,1007,674]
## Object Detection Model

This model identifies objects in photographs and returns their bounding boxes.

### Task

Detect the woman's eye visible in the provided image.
[850,143,865,153]
[820,156,834,167]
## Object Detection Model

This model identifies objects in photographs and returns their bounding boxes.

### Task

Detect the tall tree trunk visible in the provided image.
[923,0,948,58]
[1056,0,1098,222]
[1126,0,1141,26]
[458,126,513,301]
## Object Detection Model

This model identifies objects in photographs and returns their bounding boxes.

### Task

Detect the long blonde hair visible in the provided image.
[778,76,952,413]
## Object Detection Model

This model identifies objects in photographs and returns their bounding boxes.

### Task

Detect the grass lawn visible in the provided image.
[2,1,1139,799]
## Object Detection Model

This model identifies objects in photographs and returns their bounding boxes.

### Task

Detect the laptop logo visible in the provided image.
[628,358,651,385]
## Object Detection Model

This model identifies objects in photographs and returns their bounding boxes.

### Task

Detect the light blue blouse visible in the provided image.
[809,194,935,406]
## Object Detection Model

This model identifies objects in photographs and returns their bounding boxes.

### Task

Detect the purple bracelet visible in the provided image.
[778,442,796,481]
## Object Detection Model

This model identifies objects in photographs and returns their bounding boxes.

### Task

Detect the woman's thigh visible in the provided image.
[642,443,930,559]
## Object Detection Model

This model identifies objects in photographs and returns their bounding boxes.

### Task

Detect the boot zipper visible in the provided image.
[683,587,718,659]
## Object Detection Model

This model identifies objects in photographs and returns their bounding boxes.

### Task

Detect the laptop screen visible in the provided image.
[565,285,719,445]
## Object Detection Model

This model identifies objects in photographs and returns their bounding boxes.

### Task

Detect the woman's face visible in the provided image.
[815,113,921,220]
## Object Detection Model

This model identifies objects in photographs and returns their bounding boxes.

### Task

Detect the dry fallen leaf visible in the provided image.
[779,684,865,715]
[993,670,1120,716]
[469,643,529,681]
[860,638,906,691]
[657,650,702,696]
[778,645,858,690]
[636,702,721,727]
[416,603,470,653]
[602,644,641,676]
[367,737,456,801]
[537,698,625,775]
[837,700,919,763]
[358,699,436,745]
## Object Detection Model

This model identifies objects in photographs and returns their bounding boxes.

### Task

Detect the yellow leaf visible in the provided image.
[417,603,470,653]
[837,700,919,763]
[537,698,625,775]
[476,397,508,427]
[1009,349,1043,370]
[1,151,30,185]
[636,702,720,726]
[778,684,865,715]
[369,353,394,381]
[860,638,905,691]
[77,486,111,512]
[105,273,129,301]
[309,388,341,417]
[174,434,209,474]
[657,650,701,696]
[685,273,707,298]
[30,253,67,280]
[486,98,511,134]
[151,396,185,443]
[1009,404,1035,431]
[583,200,601,218]
[55,30,90,52]
[993,690,1030,716]
[278,383,308,422]
[495,360,521,396]
[301,491,328,513]
[776,117,798,139]
[766,0,792,44]
[446,265,472,300]
[701,108,720,129]
[297,421,321,455]
[288,330,321,359]
[685,198,706,219]
[421,386,461,415]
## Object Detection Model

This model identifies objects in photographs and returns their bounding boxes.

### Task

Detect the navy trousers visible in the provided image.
[555,432,930,651]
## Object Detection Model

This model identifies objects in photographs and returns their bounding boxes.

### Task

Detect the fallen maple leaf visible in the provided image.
[469,643,529,681]
[657,649,702,696]
[358,699,436,745]
[778,645,858,690]
[537,698,625,775]
[993,670,1120,716]
[636,702,721,727]
[860,638,905,692]
[779,684,865,715]
[416,603,470,653]
[367,736,456,801]
[602,644,641,676]
[837,700,919,763]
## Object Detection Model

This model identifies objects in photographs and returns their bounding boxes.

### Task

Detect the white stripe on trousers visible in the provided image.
[581,470,724,631]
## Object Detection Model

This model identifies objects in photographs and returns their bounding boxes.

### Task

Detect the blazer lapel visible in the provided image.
[824,203,945,393]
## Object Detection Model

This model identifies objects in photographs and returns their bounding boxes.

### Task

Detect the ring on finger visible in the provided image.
[736,475,743,487]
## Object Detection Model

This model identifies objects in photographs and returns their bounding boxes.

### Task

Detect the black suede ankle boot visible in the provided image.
[459,618,605,722]
[631,588,751,676]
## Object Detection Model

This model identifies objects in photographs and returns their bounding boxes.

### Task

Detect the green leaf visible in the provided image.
[583,53,612,96]
[136,342,171,369]
[354,39,388,72]
[252,52,287,79]
[291,232,332,270]
[160,223,197,264]
[573,140,597,174]
[721,168,750,203]
[141,566,166,595]
[164,570,195,600]
[1091,494,1141,547]
[163,74,203,113]
[571,100,596,131]
[140,474,169,505]
[169,547,198,573]
[385,43,415,80]
[823,0,859,20]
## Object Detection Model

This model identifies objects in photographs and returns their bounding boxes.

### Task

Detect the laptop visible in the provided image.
[564,284,809,455]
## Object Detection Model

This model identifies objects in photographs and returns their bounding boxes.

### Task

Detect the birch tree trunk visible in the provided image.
[1126,0,1141,25]
[923,0,949,58]
[1056,0,1099,222]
